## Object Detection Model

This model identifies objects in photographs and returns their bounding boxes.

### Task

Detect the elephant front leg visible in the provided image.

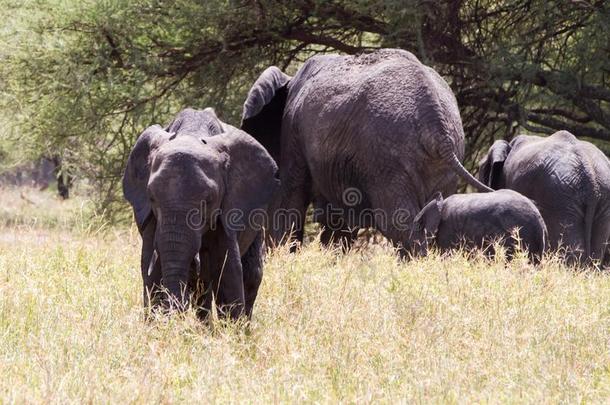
[241,233,264,318]
[208,227,246,320]
[192,246,210,320]
[140,219,162,311]
[372,197,420,259]
[319,224,359,251]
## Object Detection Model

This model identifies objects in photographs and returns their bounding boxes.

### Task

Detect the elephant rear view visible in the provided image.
[479,131,610,266]
[242,49,491,252]
[412,190,547,264]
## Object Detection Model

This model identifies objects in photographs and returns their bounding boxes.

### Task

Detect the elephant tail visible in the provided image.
[448,152,494,192]
[438,135,493,192]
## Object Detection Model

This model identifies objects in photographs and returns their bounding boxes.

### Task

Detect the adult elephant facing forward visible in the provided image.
[478,131,610,266]
[241,49,491,252]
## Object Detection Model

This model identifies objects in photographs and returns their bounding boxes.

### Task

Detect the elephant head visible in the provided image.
[478,139,511,189]
[166,107,225,136]
[411,192,444,256]
[123,123,279,313]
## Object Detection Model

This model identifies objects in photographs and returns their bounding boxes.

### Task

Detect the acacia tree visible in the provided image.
[1,0,608,214]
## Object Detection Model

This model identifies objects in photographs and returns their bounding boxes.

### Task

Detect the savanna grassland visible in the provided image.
[0,187,609,403]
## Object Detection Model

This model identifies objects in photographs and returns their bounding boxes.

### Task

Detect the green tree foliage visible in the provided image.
[1,0,608,214]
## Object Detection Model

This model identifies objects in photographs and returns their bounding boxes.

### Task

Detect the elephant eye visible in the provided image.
[200,138,207,144]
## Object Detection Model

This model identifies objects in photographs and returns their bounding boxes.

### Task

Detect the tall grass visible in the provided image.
[0,188,609,402]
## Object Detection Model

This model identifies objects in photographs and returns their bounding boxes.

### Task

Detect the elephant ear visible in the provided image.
[478,140,511,189]
[240,66,292,164]
[122,125,171,233]
[413,192,444,237]
[217,126,280,231]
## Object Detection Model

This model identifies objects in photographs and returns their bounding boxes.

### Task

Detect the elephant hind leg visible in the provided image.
[591,219,610,268]
[558,222,587,267]
[272,161,312,251]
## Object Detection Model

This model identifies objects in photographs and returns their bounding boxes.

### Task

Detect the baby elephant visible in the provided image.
[411,189,547,263]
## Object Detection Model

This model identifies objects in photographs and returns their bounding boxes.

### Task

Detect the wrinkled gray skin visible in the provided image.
[478,131,610,266]
[412,190,547,263]
[123,108,279,319]
[241,49,491,253]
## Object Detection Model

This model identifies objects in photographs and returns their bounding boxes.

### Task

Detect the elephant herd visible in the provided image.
[123,48,610,320]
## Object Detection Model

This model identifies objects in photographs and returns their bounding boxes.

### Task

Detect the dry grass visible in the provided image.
[0,187,609,403]
[0,186,107,232]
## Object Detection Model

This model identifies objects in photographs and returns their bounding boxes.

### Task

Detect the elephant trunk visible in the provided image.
[409,228,428,258]
[413,238,428,257]
[161,264,189,309]
[158,229,196,310]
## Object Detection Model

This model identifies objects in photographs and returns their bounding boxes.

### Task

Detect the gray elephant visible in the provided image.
[478,131,610,266]
[241,49,491,253]
[123,108,280,319]
[411,190,547,263]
